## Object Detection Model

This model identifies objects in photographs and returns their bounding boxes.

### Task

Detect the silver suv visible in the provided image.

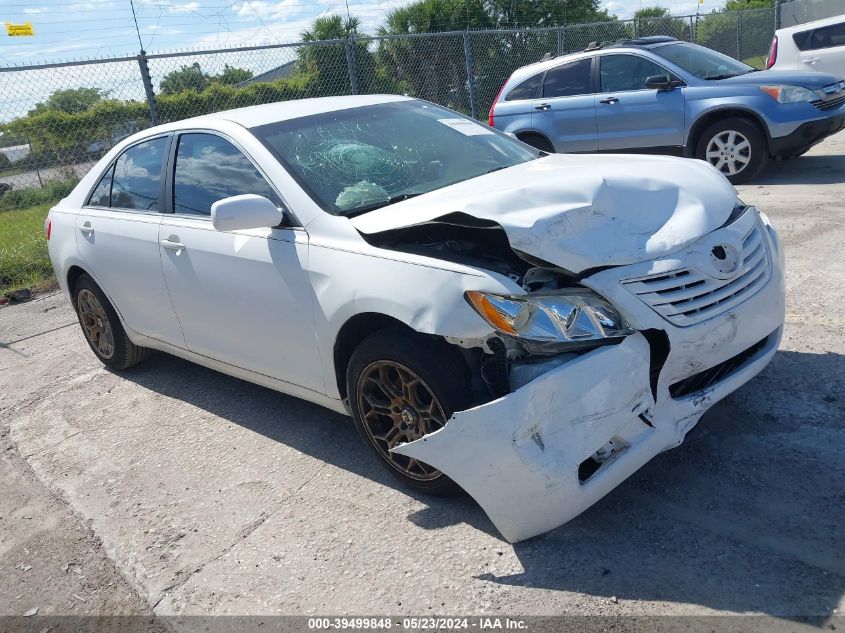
[489,36,845,183]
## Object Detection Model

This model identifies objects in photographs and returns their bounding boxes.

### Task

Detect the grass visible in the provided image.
[0,203,56,296]
[743,55,767,69]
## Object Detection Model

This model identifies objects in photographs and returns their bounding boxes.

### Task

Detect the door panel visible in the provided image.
[158,219,324,393]
[75,209,183,345]
[799,46,845,75]
[595,53,686,151]
[531,58,597,152]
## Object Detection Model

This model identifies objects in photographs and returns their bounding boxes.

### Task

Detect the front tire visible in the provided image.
[696,117,767,184]
[73,273,151,370]
[347,329,472,495]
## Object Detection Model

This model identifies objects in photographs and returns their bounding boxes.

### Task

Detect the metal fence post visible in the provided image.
[737,11,742,61]
[774,0,781,30]
[137,50,159,126]
[689,15,695,42]
[463,31,478,120]
[557,27,563,55]
[345,37,359,95]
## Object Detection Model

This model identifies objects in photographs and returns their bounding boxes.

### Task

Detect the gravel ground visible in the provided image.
[0,133,843,629]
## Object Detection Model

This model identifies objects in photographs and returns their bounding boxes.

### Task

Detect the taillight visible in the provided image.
[488,81,508,127]
[766,35,778,69]
[44,216,51,241]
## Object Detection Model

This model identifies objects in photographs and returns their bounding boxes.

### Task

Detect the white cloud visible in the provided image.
[233,0,305,21]
[23,7,48,14]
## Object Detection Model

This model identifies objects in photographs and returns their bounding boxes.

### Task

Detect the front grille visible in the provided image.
[669,334,770,399]
[621,222,770,327]
[812,94,845,111]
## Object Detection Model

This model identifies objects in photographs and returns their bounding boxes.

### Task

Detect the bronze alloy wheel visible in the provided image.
[356,360,447,481]
[76,288,115,359]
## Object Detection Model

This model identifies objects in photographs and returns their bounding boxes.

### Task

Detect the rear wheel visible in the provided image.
[73,273,151,370]
[347,329,472,495]
[518,133,554,153]
[696,117,767,184]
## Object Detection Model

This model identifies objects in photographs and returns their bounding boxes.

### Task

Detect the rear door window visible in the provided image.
[87,164,114,207]
[806,22,845,50]
[542,58,592,98]
[110,137,168,211]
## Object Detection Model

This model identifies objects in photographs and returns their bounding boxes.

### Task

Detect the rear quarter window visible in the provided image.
[505,72,543,101]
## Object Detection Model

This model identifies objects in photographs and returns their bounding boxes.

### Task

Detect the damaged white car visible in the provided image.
[47,95,785,543]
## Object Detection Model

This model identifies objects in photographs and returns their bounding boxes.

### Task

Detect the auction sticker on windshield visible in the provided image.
[438,118,493,135]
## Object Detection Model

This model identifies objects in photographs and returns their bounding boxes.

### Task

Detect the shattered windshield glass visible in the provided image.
[251,100,539,216]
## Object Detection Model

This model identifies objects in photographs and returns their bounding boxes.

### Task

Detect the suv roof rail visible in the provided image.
[540,52,557,61]
[583,35,677,51]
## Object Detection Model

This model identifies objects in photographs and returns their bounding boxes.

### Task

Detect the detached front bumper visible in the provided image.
[393,209,785,543]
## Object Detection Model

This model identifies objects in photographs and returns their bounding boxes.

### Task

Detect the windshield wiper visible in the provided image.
[705,73,740,80]
[341,192,423,218]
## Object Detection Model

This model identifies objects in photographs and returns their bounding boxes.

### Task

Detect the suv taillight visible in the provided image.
[44,216,51,241]
[488,81,508,127]
[766,35,778,69]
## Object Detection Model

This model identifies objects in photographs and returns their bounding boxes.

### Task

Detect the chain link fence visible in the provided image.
[0,7,776,294]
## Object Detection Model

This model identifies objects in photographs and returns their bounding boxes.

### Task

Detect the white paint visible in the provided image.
[351,152,739,273]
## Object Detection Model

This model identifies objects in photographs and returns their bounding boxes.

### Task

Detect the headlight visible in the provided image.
[466,289,634,347]
[760,85,819,103]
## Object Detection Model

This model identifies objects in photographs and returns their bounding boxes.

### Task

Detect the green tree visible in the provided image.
[29,87,104,115]
[725,0,774,8]
[212,65,253,86]
[159,63,210,95]
[487,0,613,28]
[298,15,377,95]
[634,6,670,18]
[634,6,691,40]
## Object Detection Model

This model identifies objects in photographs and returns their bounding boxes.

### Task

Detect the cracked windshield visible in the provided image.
[252,100,539,216]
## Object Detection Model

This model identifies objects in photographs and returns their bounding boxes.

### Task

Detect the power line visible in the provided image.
[129,0,146,50]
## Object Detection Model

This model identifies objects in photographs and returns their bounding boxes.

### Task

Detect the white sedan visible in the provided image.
[46,95,785,543]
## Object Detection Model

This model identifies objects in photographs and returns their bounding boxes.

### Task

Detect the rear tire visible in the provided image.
[347,328,472,495]
[518,133,555,153]
[696,117,767,184]
[73,273,151,370]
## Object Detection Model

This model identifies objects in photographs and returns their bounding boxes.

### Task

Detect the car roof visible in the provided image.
[150,94,413,133]
[507,38,681,83]
[777,13,845,35]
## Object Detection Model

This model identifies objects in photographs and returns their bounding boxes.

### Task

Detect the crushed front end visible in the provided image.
[391,205,785,543]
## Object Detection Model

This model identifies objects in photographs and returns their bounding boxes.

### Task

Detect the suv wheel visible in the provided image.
[73,273,151,370]
[696,117,767,184]
[518,133,554,153]
[347,329,471,495]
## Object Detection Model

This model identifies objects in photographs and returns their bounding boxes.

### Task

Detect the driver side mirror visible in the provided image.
[645,74,682,90]
[211,194,285,232]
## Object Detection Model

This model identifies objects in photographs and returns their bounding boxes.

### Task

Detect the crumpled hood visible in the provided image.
[350,153,738,273]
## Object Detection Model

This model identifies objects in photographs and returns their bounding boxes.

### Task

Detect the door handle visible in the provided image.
[80,221,94,236]
[534,103,551,111]
[805,57,820,64]
[160,238,185,251]
[599,97,619,104]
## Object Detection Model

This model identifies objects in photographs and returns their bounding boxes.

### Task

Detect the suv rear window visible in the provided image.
[506,72,543,101]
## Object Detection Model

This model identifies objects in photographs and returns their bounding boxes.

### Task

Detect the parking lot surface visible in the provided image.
[1,134,844,624]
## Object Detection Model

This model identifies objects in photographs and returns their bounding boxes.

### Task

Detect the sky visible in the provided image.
[0,0,722,66]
